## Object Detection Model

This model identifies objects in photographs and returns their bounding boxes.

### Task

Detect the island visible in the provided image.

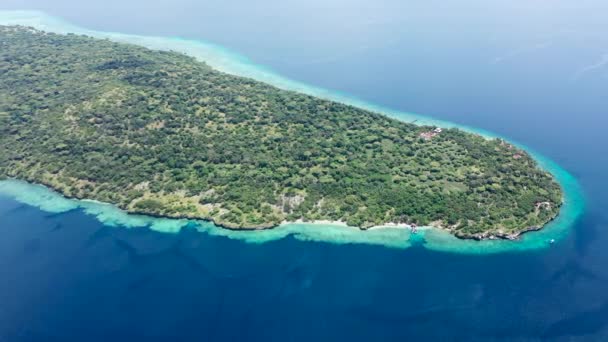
[0,26,563,240]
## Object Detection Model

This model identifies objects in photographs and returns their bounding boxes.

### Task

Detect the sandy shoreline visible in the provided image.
[280,219,424,230]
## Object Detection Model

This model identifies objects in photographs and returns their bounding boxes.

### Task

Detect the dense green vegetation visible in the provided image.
[0,26,563,239]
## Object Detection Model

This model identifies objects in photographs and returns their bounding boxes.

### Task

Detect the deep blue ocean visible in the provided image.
[1,1,608,340]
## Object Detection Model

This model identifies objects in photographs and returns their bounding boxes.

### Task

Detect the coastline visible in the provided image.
[0,10,586,253]
[1,176,560,242]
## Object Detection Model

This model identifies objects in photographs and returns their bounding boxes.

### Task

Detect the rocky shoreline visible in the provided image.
[2,177,562,242]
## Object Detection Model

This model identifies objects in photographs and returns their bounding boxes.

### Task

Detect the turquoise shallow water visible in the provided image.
[0,10,585,254]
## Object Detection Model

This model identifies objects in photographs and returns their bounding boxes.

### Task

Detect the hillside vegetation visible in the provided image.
[0,26,563,239]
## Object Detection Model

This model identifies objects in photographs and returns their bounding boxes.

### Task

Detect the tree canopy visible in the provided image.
[0,26,563,239]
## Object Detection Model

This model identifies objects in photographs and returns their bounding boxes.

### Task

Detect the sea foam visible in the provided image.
[0,10,585,253]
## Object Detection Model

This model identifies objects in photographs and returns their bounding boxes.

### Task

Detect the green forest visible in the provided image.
[0,26,563,239]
